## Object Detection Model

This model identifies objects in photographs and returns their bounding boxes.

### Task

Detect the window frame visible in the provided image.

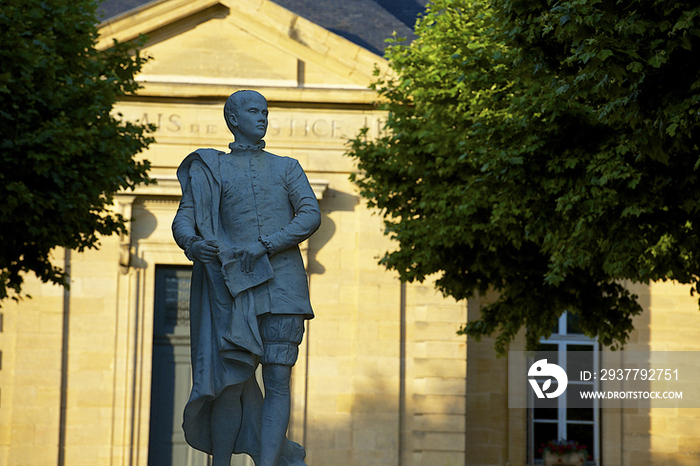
[527,312,601,465]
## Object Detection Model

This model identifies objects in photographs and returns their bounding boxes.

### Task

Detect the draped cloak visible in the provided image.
[172,148,321,465]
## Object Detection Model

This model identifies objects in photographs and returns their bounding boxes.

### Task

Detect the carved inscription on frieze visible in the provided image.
[116,103,385,142]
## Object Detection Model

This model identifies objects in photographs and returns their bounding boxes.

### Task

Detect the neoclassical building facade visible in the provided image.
[0,1,466,466]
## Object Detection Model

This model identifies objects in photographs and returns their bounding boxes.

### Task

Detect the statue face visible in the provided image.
[231,94,268,141]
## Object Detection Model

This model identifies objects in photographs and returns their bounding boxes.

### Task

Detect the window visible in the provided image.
[528,312,600,465]
[156,265,192,332]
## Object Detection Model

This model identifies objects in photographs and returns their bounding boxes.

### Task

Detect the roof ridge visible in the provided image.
[98,0,419,55]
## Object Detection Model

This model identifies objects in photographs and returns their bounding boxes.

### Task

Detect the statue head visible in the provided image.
[224,90,268,144]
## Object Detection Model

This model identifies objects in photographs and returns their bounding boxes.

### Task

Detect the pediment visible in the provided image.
[98,0,388,92]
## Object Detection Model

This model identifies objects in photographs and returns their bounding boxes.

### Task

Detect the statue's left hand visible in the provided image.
[236,241,268,273]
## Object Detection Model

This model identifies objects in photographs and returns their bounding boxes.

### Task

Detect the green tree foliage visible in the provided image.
[0,0,153,302]
[348,0,700,353]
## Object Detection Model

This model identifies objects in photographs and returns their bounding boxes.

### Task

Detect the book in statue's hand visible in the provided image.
[219,247,274,298]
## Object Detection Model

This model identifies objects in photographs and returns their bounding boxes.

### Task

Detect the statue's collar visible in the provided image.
[229,140,265,154]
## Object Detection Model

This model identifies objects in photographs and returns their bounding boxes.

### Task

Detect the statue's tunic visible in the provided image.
[172,147,320,463]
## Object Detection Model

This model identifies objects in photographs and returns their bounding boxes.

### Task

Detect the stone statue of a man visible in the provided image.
[172,90,320,466]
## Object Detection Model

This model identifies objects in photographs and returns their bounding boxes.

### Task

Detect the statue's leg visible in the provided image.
[257,313,304,466]
[259,363,292,466]
[211,383,244,466]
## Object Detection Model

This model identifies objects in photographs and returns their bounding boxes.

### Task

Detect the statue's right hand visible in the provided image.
[189,239,219,263]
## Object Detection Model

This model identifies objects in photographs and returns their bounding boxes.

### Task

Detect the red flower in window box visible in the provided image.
[542,440,588,465]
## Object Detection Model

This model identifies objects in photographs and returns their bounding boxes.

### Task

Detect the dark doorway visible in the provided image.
[148,265,254,466]
[148,265,209,466]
